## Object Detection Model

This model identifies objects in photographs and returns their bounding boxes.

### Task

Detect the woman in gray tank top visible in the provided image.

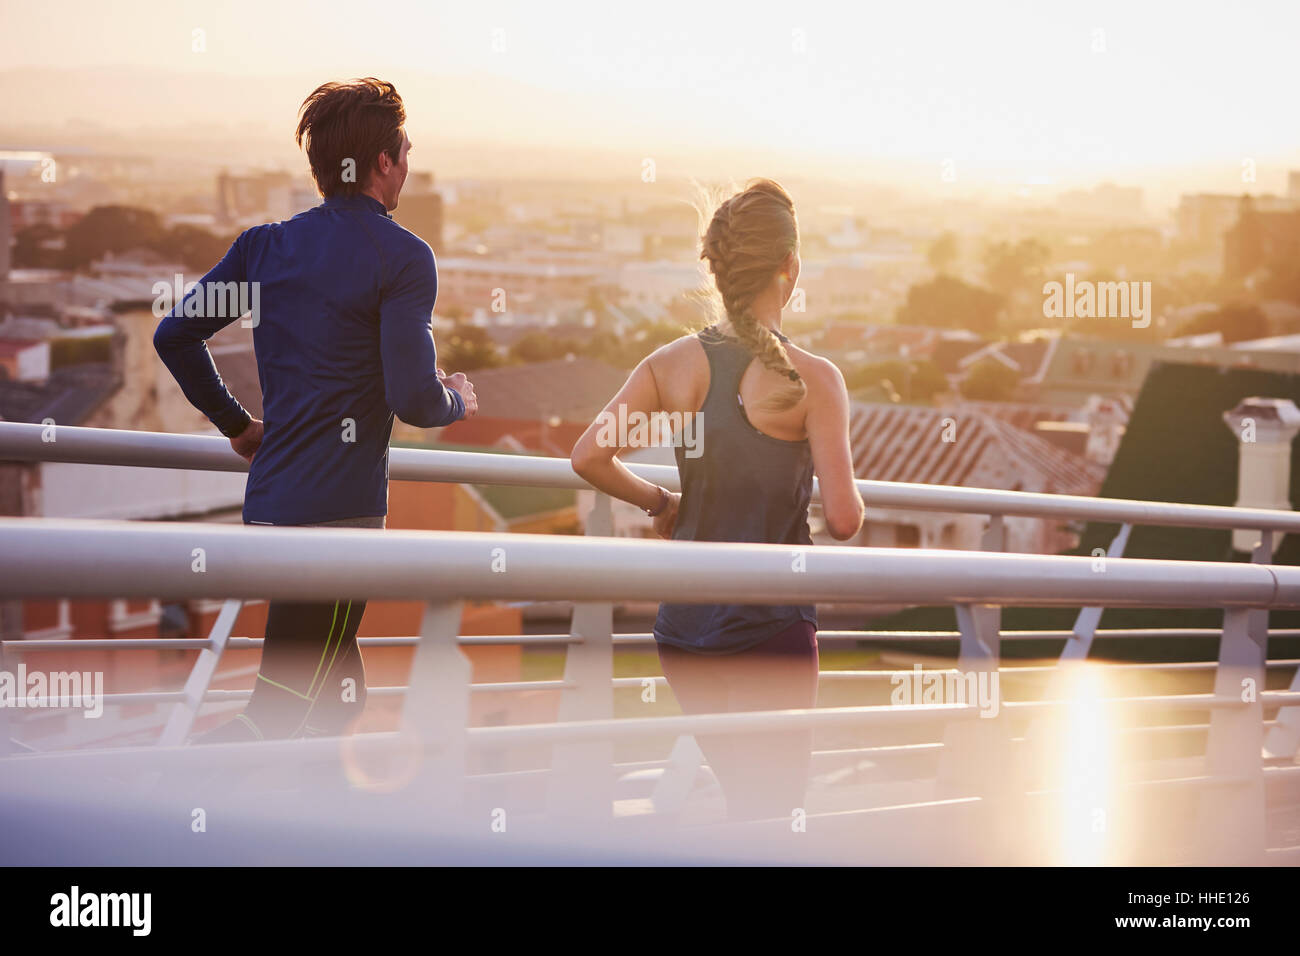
[572,179,864,821]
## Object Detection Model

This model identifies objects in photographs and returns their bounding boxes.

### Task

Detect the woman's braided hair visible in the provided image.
[699,178,806,412]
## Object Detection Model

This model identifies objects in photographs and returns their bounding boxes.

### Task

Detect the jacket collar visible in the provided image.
[323,193,392,219]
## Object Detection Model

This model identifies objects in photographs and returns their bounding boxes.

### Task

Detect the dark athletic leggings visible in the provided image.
[657,620,819,821]
[231,517,380,741]
[239,598,370,739]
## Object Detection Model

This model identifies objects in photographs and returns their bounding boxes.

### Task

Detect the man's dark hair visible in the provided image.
[295,78,406,198]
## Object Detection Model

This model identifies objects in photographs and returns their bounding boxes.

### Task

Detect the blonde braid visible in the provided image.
[700,179,807,412]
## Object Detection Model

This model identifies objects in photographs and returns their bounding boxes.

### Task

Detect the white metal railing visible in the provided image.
[5,421,1300,532]
[1,421,1300,864]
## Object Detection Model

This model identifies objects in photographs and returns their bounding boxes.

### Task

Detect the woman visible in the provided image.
[571,178,864,821]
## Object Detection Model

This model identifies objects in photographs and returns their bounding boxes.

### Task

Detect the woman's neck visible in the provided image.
[723,301,782,335]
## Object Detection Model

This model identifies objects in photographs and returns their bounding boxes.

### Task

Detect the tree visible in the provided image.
[12,223,63,269]
[983,238,1050,298]
[158,225,235,272]
[896,275,1004,334]
[845,358,948,403]
[439,323,502,371]
[959,357,1020,401]
[928,232,959,275]
[584,321,684,368]
[61,205,164,268]
[509,331,582,364]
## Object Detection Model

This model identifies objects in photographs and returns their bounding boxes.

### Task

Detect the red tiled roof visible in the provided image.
[0,339,45,358]
[848,402,1105,496]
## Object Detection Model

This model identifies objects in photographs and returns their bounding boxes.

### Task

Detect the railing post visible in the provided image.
[1261,532,1300,759]
[159,599,241,746]
[1062,522,1132,662]
[1198,531,1270,862]
[937,603,1015,860]
[547,492,615,821]
[981,514,1005,552]
[403,599,470,813]
[1199,606,1268,862]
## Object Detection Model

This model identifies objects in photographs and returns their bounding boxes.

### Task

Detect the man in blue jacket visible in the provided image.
[155,78,476,742]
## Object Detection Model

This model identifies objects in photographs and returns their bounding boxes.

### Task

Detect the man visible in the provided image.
[155,78,476,742]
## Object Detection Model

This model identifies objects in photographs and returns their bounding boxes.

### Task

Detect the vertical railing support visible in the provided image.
[981,514,1005,552]
[1062,522,1132,662]
[547,492,615,821]
[159,599,241,746]
[1261,532,1300,759]
[1198,531,1270,862]
[937,603,1014,859]
[403,599,470,814]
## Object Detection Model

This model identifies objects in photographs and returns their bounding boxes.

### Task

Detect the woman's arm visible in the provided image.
[804,358,865,541]
[570,355,680,536]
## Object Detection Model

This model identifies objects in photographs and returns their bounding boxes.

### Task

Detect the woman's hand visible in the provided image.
[653,492,681,539]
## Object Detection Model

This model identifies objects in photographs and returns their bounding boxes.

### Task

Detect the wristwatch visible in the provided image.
[644,485,670,517]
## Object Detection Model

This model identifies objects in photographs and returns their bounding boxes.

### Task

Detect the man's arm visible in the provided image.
[380,242,466,427]
[152,235,255,440]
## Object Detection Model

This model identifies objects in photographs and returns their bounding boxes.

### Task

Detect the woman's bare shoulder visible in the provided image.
[785,342,847,395]
[646,329,710,371]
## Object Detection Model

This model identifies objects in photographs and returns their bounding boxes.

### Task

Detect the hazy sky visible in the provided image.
[2,0,1298,193]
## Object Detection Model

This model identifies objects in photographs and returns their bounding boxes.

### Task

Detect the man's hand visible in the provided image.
[230,418,264,463]
[442,370,478,418]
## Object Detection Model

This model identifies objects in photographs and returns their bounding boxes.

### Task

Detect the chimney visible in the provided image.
[1223,397,1300,555]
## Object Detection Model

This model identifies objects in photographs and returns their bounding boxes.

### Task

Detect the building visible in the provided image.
[1224,204,1300,278]
[216,169,316,228]
[1057,182,1146,220]
[436,356,629,455]
[1177,191,1300,249]
[392,171,444,255]
[1034,338,1300,407]
[0,338,50,382]
[433,257,604,314]
[842,402,1107,554]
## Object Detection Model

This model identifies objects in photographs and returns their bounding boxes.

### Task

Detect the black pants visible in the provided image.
[239,598,370,738]
[224,516,381,741]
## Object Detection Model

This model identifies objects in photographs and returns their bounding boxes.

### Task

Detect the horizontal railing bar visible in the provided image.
[5,422,1300,533]
[4,517,1300,609]
[464,719,1279,782]
[8,629,1300,655]
[12,694,1300,770]
[12,666,1300,712]
[818,660,1300,680]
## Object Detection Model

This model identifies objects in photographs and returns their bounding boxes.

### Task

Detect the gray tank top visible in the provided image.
[653,323,818,654]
